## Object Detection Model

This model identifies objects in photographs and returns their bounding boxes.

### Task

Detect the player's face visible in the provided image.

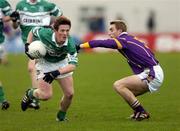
[55,25,70,44]
[108,24,121,38]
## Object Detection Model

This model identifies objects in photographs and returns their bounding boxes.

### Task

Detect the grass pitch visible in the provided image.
[0,52,180,131]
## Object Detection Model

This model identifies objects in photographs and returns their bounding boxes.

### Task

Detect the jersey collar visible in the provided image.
[52,33,68,47]
[119,32,128,37]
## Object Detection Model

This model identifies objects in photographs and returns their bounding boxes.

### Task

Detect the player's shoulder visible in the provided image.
[67,36,76,46]
[32,26,52,34]
[118,33,133,41]
[68,36,74,42]
[0,0,10,7]
[16,0,26,8]
[39,27,53,35]
[17,0,26,4]
[40,0,55,7]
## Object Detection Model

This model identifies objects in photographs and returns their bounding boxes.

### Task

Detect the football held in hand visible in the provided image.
[28,41,47,59]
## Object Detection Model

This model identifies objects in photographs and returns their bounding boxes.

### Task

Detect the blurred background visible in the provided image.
[4,0,180,53]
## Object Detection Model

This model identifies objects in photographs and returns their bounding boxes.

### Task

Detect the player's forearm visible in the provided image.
[58,64,76,74]
[12,21,19,29]
[27,31,34,43]
[2,16,11,22]
[80,39,118,49]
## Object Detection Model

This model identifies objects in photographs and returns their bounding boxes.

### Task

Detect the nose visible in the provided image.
[64,31,69,36]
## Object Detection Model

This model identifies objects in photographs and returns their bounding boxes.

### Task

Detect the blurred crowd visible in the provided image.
[3,5,158,53]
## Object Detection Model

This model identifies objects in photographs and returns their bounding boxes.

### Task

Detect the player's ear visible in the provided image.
[118,29,123,34]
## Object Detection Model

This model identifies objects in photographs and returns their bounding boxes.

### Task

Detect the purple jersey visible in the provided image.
[88,32,159,78]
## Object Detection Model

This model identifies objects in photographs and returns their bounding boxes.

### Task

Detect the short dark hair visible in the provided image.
[53,16,71,31]
[110,20,127,32]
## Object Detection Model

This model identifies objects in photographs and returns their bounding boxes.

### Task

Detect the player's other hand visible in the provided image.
[76,44,81,53]
[10,11,20,22]
[25,43,34,60]
[43,70,60,84]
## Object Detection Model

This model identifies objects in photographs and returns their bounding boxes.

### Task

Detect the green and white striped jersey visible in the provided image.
[16,0,63,43]
[0,0,12,43]
[32,27,78,64]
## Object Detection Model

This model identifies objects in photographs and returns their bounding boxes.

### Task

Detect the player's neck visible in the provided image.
[28,0,38,5]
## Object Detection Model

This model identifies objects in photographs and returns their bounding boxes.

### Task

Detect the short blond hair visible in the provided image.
[110,20,127,32]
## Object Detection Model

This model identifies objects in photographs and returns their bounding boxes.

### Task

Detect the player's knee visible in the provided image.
[41,91,53,100]
[113,80,124,91]
[65,92,74,100]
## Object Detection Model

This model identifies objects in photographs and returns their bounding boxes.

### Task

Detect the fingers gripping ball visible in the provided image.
[28,41,47,59]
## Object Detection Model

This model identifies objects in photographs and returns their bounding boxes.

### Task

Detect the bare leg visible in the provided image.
[56,75,74,121]
[27,59,40,109]
[33,79,53,100]
[28,59,38,88]
[21,78,52,111]
[113,75,150,120]
[113,75,149,105]
[0,55,8,65]
[57,76,74,112]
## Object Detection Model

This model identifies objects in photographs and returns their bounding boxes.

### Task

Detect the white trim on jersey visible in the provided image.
[19,11,51,26]
[19,11,50,16]
[2,6,10,12]
[51,6,63,17]
[50,6,59,13]
[32,27,41,38]
[52,33,68,47]
[67,52,78,64]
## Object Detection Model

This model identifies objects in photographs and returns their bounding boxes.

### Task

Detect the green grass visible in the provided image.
[0,52,180,131]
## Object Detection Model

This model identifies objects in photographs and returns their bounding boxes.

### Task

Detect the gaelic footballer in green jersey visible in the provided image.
[21,16,78,121]
[14,0,63,43]
[0,0,12,44]
[0,0,12,110]
[12,0,63,110]
[31,27,77,64]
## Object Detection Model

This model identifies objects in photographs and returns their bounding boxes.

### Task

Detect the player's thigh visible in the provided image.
[28,59,36,71]
[57,76,74,96]
[38,78,53,93]
[117,75,149,95]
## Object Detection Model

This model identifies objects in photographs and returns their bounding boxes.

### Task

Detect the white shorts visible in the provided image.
[35,58,73,80]
[0,44,6,59]
[137,65,164,93]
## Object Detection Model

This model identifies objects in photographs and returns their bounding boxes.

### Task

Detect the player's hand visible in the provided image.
[25,43,34,60]
[25,43,29,52]
[43,70,60,84]
[76,44,81,53]
[10,11,20,22]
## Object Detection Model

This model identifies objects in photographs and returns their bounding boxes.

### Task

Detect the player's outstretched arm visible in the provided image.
[79,39,121,50]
